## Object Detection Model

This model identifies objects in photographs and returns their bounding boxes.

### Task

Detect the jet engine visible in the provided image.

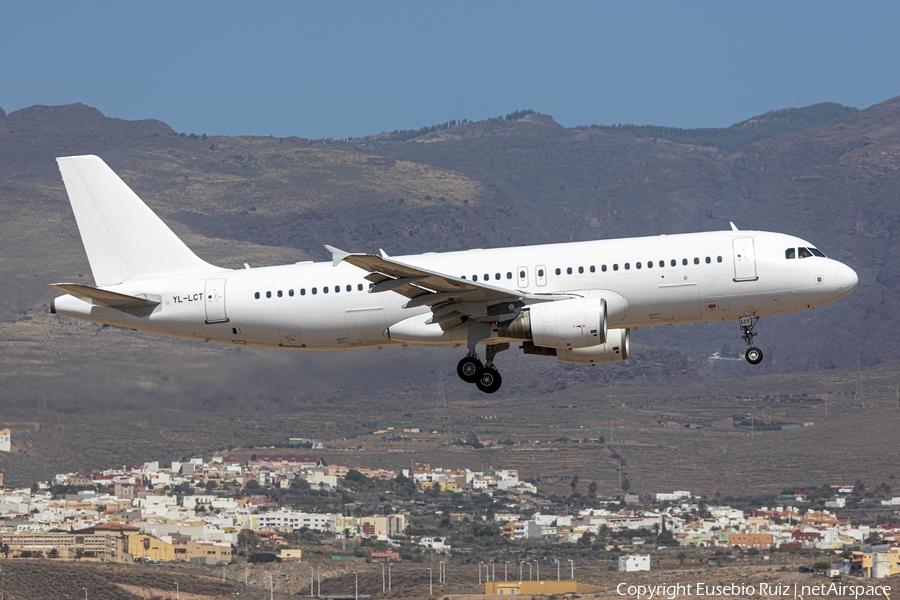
[498,298,607,349]
[556,327,629,364]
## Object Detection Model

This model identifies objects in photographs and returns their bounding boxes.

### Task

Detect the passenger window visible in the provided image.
[682,258,688,266]
[277,290,283,297]
[519,270,526,278]
[693,258,700,265]
[484,274,489,281]
[785,248,796,259]
[358,284,363,291]
[636,262,642,269]
[323,287,329,294]
[301,289,306,296]
[659,260,664,268]
[254,292,260,299]
[555,268,561,275]
[590,265,596,273]
[369,283,374,290]
[461,275,467,279]
[312,287,317,295]
[647,261,653,269]
[334,285,339,293]
[495,273,501,280]
[613,264,619,271]
[578,266,584,274]
[473,275,478,281]
[346,285,351,292]
[289,289,294,297]
[705,257,711,264]
[625,263,630,270]
[567,267,572,275]
[601,265,607,272]
[266,291,272,298]
[507,272,513,279]
[798,247,813,259]
[538,269,544,277]
[671,259,676,267]
[717,256,723,263]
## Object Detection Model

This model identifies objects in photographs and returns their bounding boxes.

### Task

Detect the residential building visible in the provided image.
[250,511,335,533]
[728,532,773,549]
[619,555,651,572]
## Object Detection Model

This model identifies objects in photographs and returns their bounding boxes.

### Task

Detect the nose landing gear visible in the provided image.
[740,316,764,365]
[456,343,506,393]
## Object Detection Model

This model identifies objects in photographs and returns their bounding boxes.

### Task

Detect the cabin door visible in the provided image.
[732,238,758,282]
[204,279,228,323]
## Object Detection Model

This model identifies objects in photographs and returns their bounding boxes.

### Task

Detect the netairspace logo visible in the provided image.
[616,582,892,599]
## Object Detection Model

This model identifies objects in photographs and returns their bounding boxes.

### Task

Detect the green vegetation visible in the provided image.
[505,109,535,120]
[388,118,468,141]
[582,102,856,152]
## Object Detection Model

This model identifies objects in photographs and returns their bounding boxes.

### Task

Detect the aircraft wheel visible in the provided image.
[745,347,764,365]
[457,356,482,383]
[475,367,502,394]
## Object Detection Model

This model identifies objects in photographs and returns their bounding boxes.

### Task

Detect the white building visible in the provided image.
[419,537,450,550]
[619,555,651,572]
[0,429,10,453]
[251,511,335,533]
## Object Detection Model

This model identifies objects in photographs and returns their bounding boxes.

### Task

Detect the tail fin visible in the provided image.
[57,155,221,286]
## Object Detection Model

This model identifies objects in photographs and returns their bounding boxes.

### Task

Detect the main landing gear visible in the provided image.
[740,316,764,365]
[457,344,507,393]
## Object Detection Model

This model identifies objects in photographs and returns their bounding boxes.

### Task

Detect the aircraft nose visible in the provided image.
[835,262,858,299]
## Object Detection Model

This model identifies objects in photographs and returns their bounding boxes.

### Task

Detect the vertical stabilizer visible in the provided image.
[57,155,222,286]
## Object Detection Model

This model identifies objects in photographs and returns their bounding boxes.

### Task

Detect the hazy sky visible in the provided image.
[3,1,899,139]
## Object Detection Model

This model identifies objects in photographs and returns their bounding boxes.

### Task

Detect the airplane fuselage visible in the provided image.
[53,229,857,351]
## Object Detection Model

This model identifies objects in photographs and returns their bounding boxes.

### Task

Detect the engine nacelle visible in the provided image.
[385,312,468,346]
[556,328,630,365]
[498,297,608,349]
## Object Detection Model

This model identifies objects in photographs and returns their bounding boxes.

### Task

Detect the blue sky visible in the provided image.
[3,1,899,139]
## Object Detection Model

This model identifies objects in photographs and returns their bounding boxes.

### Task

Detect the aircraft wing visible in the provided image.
[326,246,568,328]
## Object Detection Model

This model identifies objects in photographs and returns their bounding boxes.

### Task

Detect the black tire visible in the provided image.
[745,347,763,365]
[457,356,482,383]
[475,367,502,394]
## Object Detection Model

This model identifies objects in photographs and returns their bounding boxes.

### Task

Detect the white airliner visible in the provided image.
[50,156,858,393]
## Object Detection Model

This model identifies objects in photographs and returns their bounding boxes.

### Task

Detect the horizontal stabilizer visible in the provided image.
[49,283,160,309]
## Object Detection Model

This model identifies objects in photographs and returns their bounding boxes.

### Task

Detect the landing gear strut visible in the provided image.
[740,316,764,365]
[456,344,507,393]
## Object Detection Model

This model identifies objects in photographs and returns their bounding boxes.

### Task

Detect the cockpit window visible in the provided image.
[798,247,813,259]
[785,248,796,259]
[809,247,826,257]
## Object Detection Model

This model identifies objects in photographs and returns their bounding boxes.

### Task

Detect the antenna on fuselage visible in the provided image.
[730,222,739,232]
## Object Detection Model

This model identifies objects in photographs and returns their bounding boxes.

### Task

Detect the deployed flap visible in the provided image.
[49,283,160,309]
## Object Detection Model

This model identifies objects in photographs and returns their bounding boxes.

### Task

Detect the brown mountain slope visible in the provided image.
[0,102,898,490]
